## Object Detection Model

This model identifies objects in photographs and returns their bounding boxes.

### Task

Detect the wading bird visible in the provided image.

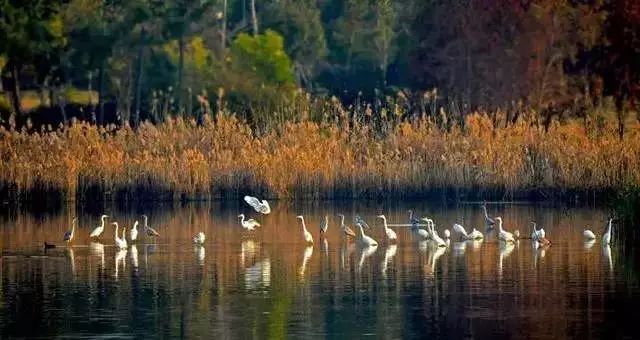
[376,215,397,243]
[583,228,596,240]
[443,229,451,239]
[337,214,356,238]
[296,216,314,245]
[113,222,127,250]
[356,222,378,247]
[64,218,76,244]
[130,221,139,242]
[90,214,109,238]
[413,217,431,240]
[239,214,261,231]
[424,219,446,247]
[496,217,515,243]
[142,215,160,237]
[482,203,496,227]
[244,195,271,214]
[320,215,329,234]
[193,232,206,245]
[602,218,613,246]
[453,223,484,241]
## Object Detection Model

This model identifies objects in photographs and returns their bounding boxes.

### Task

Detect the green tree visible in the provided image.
[0,0,66,116]
[230,30,295,86]
[262,0,327,89]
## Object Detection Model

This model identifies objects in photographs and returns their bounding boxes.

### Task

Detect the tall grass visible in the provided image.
[1,108,639,202]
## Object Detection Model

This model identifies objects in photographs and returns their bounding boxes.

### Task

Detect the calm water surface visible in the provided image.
[0,201,639,339]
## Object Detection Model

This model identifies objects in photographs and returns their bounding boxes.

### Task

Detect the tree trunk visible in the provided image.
[616,97,625,140]
[133,32,145,128]
[221,0,227,49]
[250,0,258,36]
[9,64,22,117]
[98,61,105,125]
[177,34,185,114]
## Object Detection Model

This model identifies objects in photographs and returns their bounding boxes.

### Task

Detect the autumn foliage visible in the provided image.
[1,111,638,201]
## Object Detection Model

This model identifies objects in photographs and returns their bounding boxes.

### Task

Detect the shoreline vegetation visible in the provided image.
[1,105,638,204]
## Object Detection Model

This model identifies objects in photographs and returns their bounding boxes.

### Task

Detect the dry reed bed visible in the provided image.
[0,113,638,201]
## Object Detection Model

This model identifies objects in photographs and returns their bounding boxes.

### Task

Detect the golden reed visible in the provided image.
[1,112,638,201]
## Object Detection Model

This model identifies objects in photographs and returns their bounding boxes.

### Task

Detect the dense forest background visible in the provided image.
[0,0,639,133]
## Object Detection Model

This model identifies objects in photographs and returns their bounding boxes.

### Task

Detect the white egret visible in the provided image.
[602,218,613,246]
[482,203,496,227]
[320,215,329,234]
[337,214,356,238]
[113,222,127,250]
[583,229,596,240]
[193,232,206,245]
[63,218,76,244]
[376,215,397,243]
[412,217,431,240]
[130,221,139,242]
[513,230,521,239]
[142,215,160,237]
[296,216,314,245]
[496,217,515,243]
[244,195,271,214]
[356,222,378,247]
[443,229,451,239]
[90,214,109,238]
[453,223,484,241]
[238,214,261,231]
[426,220,447,247]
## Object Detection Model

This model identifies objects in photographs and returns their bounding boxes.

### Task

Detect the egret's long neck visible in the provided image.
[382,217,388,230]
[498,219,503,232]
[300,218,307,233]
[71,221,75,233]
[483,206,488,218]
[240,215,245,223]
[358,225,365,238]
[340,215,345,226]
[101,217,105,228]
[144,216,148,227]
[115,224,119,238]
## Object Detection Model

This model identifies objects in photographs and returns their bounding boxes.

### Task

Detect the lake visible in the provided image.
[1,201,639,338]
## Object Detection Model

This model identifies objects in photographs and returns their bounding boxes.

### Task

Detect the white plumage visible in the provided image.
[244,196,271,214]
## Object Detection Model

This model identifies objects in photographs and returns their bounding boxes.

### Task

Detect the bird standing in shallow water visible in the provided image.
[376,215,397,243]
[142,215,160,237]
[113,222,127,250]
[482,203,496,227]
[130,221,139,242]
[583,228,596,240]
[338,214,356,238]
[64,218,76,244]
[296,216,314,245]
[193,232,206,245]
[90,215,108,239]
[356,223,378,247]
[239,214,261,231]
[496,217,515,243]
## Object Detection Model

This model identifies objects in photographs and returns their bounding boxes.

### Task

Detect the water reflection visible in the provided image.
[0,202,638,338]
[356,244,377,272]
[299,246,313,279]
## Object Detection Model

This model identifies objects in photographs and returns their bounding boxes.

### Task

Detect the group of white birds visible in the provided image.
[60,198,616,253]
[59,214,160,250]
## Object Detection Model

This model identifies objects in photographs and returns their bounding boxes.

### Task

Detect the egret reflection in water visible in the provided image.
[0,203,637,339]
